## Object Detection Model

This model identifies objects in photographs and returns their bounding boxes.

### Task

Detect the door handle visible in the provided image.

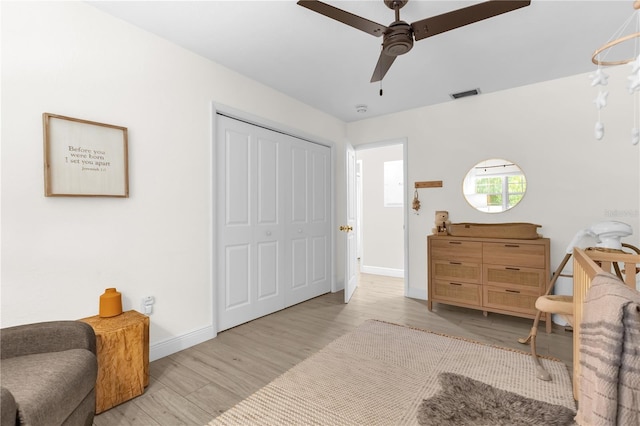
[339,225,353,232]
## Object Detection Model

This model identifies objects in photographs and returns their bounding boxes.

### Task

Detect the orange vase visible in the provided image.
[99,288,123,318]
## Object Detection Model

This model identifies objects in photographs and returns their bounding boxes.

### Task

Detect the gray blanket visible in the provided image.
[575,272,640,426]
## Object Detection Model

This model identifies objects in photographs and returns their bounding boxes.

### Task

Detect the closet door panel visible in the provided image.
[219,122,256,330]
[224,244,251,309]
[255,135,282,301]
[285,141,331,306]
[257,137,279,225]
[312,236,328,284]
[290,146,308,224]
[311,150,328,223]
[225,130,250,227]
[257,241,279,299]
[291,238,308,289]
[309,147,331,289]
[254,134,285,318]
[288,142,310,301]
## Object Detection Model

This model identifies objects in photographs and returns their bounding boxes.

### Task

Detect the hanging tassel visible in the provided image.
[412,189,421,212]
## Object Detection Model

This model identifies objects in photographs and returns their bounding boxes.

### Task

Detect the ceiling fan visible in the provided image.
[297,0,531,83]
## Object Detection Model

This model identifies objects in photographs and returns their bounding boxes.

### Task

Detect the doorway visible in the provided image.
[355,140,407,286]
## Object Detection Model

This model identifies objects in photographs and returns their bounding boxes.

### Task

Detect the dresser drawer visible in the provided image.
[483,242,545,268]
[432,260,481,284]
[432,279,482,307]
[430,239,482,262]
[483,264,545,291]
[483,286,539,315]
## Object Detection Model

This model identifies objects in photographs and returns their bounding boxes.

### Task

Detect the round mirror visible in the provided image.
[462,159,527,213]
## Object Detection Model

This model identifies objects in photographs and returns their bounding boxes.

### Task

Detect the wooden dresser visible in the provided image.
[427,235,550,322]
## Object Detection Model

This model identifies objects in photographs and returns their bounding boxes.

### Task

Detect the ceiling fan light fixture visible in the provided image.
[450,88,481,99]
[382,22,413,56]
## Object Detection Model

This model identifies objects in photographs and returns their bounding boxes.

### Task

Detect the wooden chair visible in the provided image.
[518,243,640,381]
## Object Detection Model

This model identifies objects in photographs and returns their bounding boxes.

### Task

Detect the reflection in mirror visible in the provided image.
[463,159,526,213]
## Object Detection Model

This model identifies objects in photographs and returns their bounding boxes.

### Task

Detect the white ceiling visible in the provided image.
[89,1,638,122]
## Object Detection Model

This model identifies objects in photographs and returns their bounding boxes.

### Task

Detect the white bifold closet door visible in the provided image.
[217,115,331,331]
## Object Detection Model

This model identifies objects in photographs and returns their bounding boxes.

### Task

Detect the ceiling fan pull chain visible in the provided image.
[380,80,384,96]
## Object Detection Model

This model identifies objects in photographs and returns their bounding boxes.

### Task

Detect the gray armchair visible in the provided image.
[1,321,98,426]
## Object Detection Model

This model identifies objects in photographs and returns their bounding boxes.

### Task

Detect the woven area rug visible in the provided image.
[208,320,576,426]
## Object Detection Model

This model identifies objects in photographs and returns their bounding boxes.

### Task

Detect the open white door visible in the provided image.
[344,142,358,303]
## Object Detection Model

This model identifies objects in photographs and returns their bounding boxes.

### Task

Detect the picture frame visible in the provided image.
[43,113,129,197]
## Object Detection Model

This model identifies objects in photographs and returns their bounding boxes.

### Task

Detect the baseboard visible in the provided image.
[149,325,216,361]
[360,265,404,278]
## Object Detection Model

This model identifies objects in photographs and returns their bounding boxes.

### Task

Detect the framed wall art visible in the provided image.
[43,113,129,197]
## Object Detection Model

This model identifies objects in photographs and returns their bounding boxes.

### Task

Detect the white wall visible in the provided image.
[357,144,404,276]
[1,1,345,359]
[347,67,640,300]
[3,1,639,358]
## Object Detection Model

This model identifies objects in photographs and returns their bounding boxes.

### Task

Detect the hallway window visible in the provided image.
[384,160,403,207]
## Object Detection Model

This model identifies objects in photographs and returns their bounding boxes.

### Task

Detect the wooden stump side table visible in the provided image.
[80,310,149,413]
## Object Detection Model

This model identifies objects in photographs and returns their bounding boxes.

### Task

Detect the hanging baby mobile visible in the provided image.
[590,0,640,145]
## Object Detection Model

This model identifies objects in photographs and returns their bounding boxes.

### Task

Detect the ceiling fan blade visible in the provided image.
[411,0,530,41]
[297,0,387,37]
[370,52,397,83]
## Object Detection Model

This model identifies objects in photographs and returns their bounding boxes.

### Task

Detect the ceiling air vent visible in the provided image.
[450,88,481,100]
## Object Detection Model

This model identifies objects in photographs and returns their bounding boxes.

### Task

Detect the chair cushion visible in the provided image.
[0,349,97,426]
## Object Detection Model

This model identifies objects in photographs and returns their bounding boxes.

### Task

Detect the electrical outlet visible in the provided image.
[141,296,154,315]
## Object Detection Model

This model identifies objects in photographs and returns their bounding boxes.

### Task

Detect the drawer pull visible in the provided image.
[504,244,520,248]
[449,282,463,286]
[505,267,521,271]
[505,289,521,294]
[449,241,462,245]
[449,261,462,265]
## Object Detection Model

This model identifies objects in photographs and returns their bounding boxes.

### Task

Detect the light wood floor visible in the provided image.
[94,273,573,425]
